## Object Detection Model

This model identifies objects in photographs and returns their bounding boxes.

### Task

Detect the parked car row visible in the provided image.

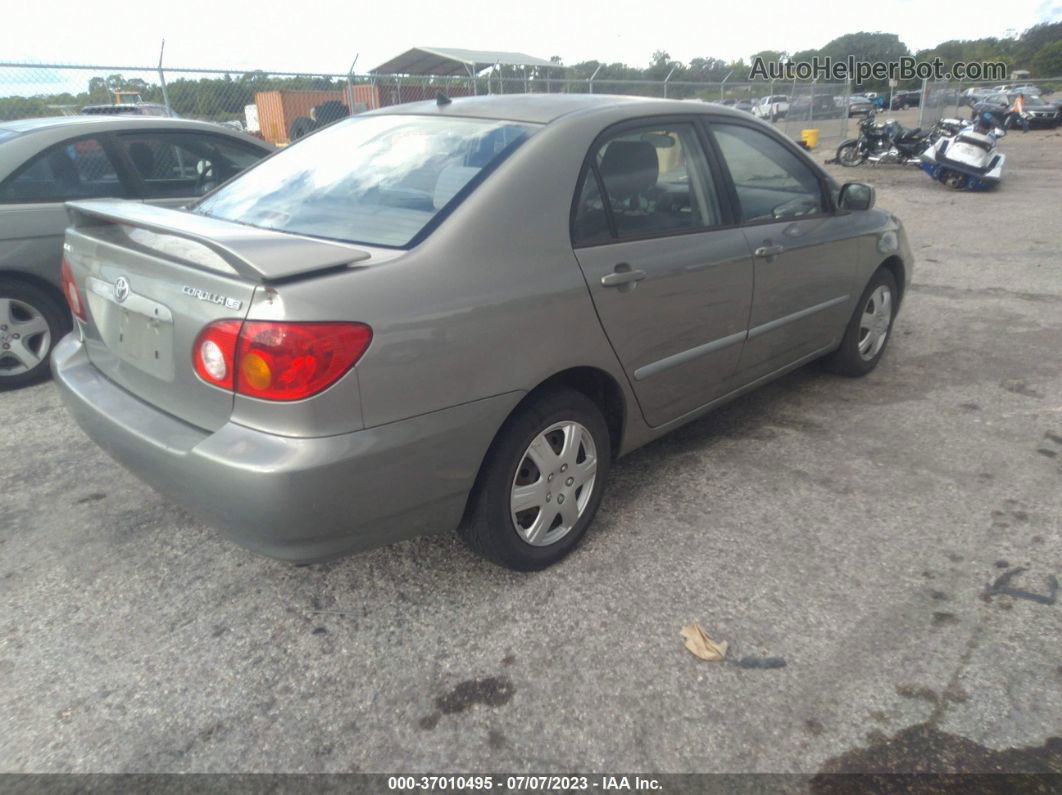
[972,92,1060,129]
[693,92,904,121]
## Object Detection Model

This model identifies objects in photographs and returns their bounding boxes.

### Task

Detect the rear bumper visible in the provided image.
[52,334,523,562]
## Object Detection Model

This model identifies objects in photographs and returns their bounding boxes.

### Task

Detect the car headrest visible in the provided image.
[599,140,659,200]
[128,142,155,175]
[47,150,80,187]
[433,164,480,210]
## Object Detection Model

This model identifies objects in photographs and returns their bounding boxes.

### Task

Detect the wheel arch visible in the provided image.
[0,269,72,335]
[522,366,627,458]
[0,269,67,306]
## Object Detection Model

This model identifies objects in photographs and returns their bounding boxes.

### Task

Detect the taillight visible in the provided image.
[60,257,86,321]
[192,320,241,390]
[193,320,372,401]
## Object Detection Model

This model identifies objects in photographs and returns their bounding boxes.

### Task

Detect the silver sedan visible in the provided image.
[0,115,272,388]
[53,94,912,570]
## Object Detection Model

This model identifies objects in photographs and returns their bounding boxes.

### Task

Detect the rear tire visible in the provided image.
[941,169,969,190]
[460,388,612,571]
[0,278,70,390]
[823,268,898,377]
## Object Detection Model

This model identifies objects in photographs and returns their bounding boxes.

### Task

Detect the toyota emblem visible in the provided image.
[114,277,130,304]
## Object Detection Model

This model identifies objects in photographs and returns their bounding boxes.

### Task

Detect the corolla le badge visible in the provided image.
[113,277,130,304]
[182,286,242,311]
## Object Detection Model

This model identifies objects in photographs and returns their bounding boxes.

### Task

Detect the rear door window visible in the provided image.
[573,122,721,244]
[0,137,125,203]
[117,132,267,199]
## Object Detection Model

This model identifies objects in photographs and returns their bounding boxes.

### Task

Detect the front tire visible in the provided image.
[0,278,70,390]
[823,268,898,377]
[460,388,612,571]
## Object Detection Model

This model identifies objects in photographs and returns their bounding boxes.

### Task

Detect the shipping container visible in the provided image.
[255,83,476,145]
[254,86,380,145]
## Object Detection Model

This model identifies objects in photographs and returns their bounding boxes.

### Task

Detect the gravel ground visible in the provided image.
[1,124,1060,777]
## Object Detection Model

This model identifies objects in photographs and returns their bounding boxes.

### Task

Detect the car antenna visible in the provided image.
[436,92,452,106]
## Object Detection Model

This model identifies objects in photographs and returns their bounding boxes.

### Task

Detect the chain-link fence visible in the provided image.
[773,81,851,144]
[1,62,865,149]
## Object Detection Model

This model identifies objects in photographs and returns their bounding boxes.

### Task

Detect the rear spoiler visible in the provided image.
[66,199,371,283]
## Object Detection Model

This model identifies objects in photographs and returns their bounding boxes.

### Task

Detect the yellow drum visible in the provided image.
[801,128,820,149]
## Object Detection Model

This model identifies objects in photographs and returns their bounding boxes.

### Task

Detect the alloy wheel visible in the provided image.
[0,297,51,377]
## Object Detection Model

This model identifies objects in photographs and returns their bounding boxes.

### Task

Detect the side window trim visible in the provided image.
[701,117,836,226]
[569,157,616,246]
[590,159,618,239]
[691,117,740,227]
[570,114,730,249]
[0,133,132,204]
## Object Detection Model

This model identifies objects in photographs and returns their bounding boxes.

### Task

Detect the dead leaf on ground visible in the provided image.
[680,622,728,662]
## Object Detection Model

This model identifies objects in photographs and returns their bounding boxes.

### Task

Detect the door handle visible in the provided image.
[754,245,785,258]
[601,265,647,288]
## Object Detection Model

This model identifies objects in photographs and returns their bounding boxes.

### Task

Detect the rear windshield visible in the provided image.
[194,114,537,248]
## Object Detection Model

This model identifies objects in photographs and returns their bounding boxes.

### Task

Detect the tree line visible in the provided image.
[555,23,1062,97]
[1,22,1060,122]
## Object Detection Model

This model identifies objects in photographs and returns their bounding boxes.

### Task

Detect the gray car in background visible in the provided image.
[0,116,272,388]
[54,95,912,571]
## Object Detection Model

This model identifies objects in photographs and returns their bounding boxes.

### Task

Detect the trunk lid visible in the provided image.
[64,200,371,432]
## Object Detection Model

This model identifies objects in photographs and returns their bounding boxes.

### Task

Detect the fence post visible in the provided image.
[720,70,732,100]
[664,66,676,98]
[918,77,927,129]
[840,79,850,142]
[787,77,798,137]
[157,39,172,116]
[588,64,602,94]
[346,55,358,116]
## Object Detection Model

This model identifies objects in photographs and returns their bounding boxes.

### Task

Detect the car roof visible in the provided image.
[366,93,755,125]
[0,115,272,181]
[0,115,257,136]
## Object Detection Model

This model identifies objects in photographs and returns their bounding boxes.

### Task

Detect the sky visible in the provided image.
[2,0,1060,74]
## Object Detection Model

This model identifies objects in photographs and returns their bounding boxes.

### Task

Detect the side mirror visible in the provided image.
[838,182,875,211]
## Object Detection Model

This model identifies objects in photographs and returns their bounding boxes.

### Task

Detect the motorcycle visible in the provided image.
[919,120,1006,191]
[835,115,962,167]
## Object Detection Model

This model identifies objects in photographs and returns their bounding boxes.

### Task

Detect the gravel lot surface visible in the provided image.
[1,123,1060,776]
